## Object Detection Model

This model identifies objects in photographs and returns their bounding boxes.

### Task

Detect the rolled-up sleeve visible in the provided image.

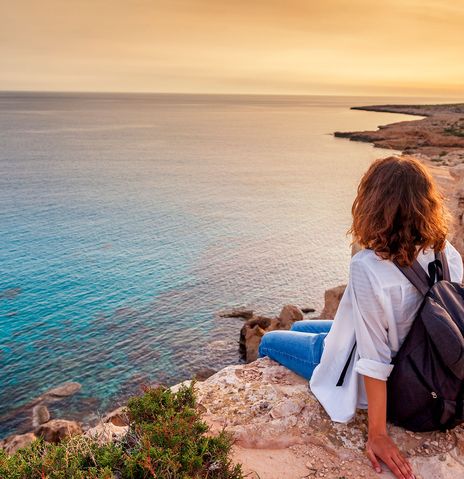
[350,258,394,381]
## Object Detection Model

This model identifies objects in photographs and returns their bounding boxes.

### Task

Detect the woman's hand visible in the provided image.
[366,432,415,479]
[363,375,415,479]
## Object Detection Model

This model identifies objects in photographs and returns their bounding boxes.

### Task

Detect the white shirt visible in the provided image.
[309,240,464,423]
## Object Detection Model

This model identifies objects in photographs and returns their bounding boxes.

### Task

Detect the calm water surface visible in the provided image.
[0,93,418,436]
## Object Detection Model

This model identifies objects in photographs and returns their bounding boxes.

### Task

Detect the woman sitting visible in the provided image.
[259,156,464,479]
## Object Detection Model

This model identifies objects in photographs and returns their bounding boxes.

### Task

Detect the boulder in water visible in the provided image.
[32,404,50,427]
[44,382,81,398]
[278,304,304,327]
[219,308,254,319]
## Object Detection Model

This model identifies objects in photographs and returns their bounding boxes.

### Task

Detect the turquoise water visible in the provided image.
[0,93,416,436]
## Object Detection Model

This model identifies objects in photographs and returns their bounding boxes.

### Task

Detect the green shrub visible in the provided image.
[0,383,243,479]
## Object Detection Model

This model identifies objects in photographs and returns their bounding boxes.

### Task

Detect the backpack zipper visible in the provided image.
[407,356,439,399]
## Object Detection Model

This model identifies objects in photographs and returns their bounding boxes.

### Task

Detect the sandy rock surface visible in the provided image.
[0,432,37,455]
[85,421,129,445]
[189,357,464,479]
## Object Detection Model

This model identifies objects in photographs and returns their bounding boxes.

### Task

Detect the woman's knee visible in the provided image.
[258,330,281,357]
[290,320,312,332]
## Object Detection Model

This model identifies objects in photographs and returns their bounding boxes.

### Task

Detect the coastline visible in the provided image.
[2,102,464,478]
[334,103,464,167]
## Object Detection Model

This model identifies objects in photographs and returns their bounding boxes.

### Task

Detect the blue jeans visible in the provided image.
[258,320,333,380]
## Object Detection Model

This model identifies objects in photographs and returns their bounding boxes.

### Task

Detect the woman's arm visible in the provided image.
[364,375,415,479]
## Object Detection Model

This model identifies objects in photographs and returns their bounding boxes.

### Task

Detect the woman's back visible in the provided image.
[309,239,464,423]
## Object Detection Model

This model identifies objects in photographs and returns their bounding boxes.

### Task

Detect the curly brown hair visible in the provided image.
[348,155,451,266]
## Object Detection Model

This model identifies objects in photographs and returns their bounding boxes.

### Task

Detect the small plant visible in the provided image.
[444,120,464,138]
[0,383,243,479]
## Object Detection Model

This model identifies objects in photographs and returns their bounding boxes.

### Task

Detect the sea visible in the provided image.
[0,92,429,437]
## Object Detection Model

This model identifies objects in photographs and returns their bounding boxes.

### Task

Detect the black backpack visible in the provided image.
[387,250,464,432]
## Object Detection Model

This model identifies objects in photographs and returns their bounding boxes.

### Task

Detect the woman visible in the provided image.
[258,156,464,479]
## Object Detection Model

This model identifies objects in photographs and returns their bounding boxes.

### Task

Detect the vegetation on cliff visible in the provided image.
[0,383,242,479]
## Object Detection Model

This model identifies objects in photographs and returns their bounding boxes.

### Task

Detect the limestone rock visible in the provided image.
[449,163,464,181]
[320,284,346,319]
[32,404,50,427]
[449,164,464,259]
[187,357,464,479]
[35,419,82,443]
[103,406,129,427]
[239,315,276,363]
[0,432,36,454]
[278,305,304,328]
[85,422,128,445]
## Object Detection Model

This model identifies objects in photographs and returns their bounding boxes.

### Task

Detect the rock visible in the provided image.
[44,382,81,398]
[320,285,346,319]
[0,432,36,454]
[103,406,129,427]
[0,287,21,299]
[192,367,217,381]
[184,357,464,479]
[35,419,83,443]
[85,422,128,445]
[450,163,464,181]
[239,306,306,363]
[270,398,305,419]
[301,307,316,314]
[219,308,254,320]
[239,315,276,363]
[32,404,50,427]
[278,305,304,328]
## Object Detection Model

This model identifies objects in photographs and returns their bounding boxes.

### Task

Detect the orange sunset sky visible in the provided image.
[1,0,463,96]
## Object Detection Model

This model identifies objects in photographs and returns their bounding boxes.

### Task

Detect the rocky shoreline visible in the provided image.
[334,103,464,166]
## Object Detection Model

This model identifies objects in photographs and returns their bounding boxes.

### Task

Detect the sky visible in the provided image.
[1,0,463,96]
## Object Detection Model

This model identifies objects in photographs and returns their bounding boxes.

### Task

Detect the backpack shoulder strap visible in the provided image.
[393,257,431,296]
[435,249,451,282]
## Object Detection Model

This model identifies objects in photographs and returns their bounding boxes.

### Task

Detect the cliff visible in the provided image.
[334,104,464,165]
[176,357,464,479]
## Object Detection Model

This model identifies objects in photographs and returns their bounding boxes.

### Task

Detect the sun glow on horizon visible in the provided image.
[1,0,464,97]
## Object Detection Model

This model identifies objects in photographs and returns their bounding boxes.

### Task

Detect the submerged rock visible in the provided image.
[0,287,21,299]
[44,382,81,398]
[190,356,464,479]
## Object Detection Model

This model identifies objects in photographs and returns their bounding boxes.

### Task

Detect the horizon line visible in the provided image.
[0,89,463,100]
